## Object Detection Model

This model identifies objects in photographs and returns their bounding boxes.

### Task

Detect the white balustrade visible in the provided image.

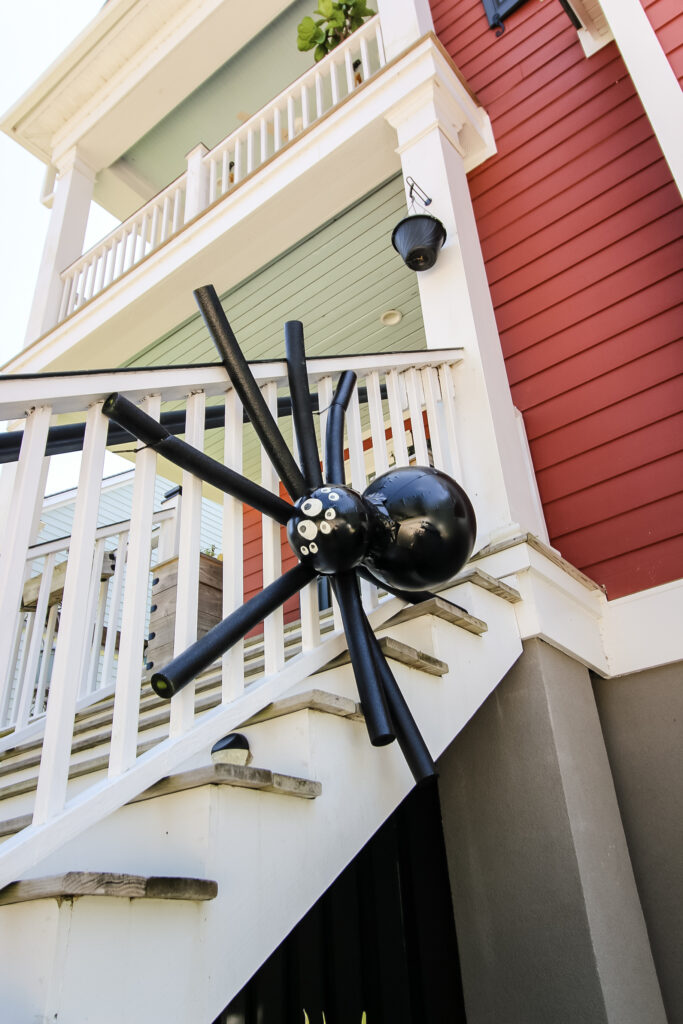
[0,345,464,888]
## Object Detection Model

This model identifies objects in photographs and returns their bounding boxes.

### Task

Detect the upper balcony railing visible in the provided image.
[57,17,386,324]
[0,346,463,886]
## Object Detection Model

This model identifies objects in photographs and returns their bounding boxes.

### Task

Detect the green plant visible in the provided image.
[297,0,376,62]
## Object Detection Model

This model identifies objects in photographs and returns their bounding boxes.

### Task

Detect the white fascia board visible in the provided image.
[597,0,683,197]
[602,578,683,677]
[1,0,291,172]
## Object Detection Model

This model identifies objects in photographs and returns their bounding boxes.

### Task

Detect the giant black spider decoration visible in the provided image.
[102,285,476,784]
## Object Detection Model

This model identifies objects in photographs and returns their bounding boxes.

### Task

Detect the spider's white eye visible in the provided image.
[329,492,340,502]
[301,498,323,517]
[320,487,331,493]
[297,520,318,540]
[300,545,309,555]
[309,541,318,553]
[324,508,336,520]
[320,521,331,534]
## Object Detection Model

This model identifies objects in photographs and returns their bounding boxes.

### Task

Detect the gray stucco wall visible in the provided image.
[593,660,683,1024]
[437,638,666,1024]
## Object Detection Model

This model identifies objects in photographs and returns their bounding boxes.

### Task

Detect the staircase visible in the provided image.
[0,353,523,1020]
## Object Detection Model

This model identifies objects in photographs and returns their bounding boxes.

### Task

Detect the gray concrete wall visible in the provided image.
[593,660,683,1024]
[437,638,666,1024]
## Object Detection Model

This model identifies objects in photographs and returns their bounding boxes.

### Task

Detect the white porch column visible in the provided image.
[374,0,434,59]
[598,0,683,198]
[24,148,95,346]
[386,81,548,545]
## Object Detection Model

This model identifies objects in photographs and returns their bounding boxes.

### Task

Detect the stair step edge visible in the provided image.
[130,763,322,804]
[0,872,217,906]
[385,596,487,634]
[320,635,449,676]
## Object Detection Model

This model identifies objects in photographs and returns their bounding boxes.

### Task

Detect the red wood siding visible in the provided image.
[640,0,683,85]
[430,0,683,598]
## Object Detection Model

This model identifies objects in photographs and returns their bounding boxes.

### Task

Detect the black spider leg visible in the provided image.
[284,320,323,491]
[361,614,437,784]
[325,372,395,746]
[150,563,316,698]
[194,284,307,501]
[102,393,292,525]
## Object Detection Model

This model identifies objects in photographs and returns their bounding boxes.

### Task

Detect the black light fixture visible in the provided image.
[391,177,447,272]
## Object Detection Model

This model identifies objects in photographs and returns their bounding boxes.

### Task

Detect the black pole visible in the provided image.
[362,615,437,784]
[284,320,323,491]
[152,562,316,698]
[102,393,293,525]
[325,371,356,485]
[356,566,438,607]
[194,284,307,501]
[332,571,394,747]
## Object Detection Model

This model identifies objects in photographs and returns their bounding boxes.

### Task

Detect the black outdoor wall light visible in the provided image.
[391,177,447,272]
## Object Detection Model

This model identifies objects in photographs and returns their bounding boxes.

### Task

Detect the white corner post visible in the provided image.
[374,0,434,59]
[385,78,548,545]
[184,144,210,221]
[597,0,683,198]
[24,149,96,346]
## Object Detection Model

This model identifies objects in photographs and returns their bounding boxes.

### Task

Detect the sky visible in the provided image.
[0,2,129,492]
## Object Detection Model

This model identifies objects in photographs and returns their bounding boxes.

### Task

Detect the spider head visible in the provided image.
[287,485,371,574]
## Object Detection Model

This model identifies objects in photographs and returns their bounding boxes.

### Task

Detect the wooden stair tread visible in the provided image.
[320,635,449,676]
[385,596,487,634]
[0,872,217,906]
[132,763,322,804]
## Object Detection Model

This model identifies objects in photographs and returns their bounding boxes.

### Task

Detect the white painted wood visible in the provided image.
[24,150,95,344]
[10,613,35,726]
[15,553,56,729]
[315,73,324,118]
[100,530,128,690]
[347,386,376,608]
[260,117,268,162]
[366,370,390,477]
[85,579,109,694]
[375,0,432,59]
[330,61,340,106]
[169,391,205,737]
[386,369,409,466]
[247,130,255,174]
[78,538,108,698]
[404,366,429,465]
[260,382,285,676]
[1,615,25,727]
[34,603,58,720]
[599,0,683,197]
[0,406,52,715]
[360,35,371,81]
[316,375,343,632]
[32,402,108,825]
[221,389,245,703]
[437,362,463,481]
[274,106,283,152]
[184,144,209,221]
[108,395,160,776]
[344,48,355,94]
[301,86,310,131]
[287,95,296,142]
[421,365,446,472]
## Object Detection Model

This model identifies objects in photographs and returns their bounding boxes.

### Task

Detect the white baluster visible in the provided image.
[15,552,56,729]
[301,85,310,129]
[160,197,171,242]
[114,229,128,278]
[11,614,35,726]
[344,47,355,93]
[34,603,58,719]
[100,529,127,690]
[85,576,109,695]
[360,35,371,79]
[150,203,161,250]
[287,95,296,140]
[221,150,230,194]
[138,213,149,260]
[93,248,107,296]
[234,139,242,184]
[260,117,268,162]
[421,366,448,473]
[33,402,108,824]
[169,390,204,737]
[366,370,389,477]
[376,24,386,66]
[405,367,429,465]
[274,108,283,152]
[247,129,255,174]
[78,537,107,698]
[0,405,52,715]
[386,369,409,466]
[58,276,73,322]
[315,72,324,118]
[1,614,26,727]
[221,389,245,702]
[172,187,184,231]
[347,386,376,609]
[209,157,218,204]
[109,394,160,774]
[437,363,463,480]
[330,62,340,105]
[261,382,284,676]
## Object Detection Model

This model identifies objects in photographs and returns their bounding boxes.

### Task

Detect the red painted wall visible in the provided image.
[640,0,683,85]
[430,0,683,598]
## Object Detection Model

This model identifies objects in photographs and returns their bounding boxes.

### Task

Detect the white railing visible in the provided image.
[0,346,462,885]
[203,16,386,205]
[56,17,386,323]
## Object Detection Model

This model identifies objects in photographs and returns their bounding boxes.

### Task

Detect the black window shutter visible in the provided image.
[480,0,529,34]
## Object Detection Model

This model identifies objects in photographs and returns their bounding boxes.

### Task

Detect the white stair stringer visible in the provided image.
[0,580,522,1023]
